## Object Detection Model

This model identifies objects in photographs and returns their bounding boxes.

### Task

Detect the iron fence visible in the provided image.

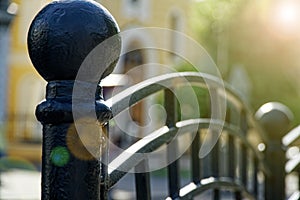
[103,72,269,199]
[25,1,293,199]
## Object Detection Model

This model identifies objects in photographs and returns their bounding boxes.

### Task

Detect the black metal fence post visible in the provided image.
[27,1,120,199]
[256,102,293,200]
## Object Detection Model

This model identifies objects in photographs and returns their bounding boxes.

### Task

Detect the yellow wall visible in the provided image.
[100,0,191,28]
[100,0,194,65]
[7,0,50,161]
[8,0,49,121]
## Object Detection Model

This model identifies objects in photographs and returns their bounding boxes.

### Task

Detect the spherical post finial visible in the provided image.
[256,102,293,200]
[27,0,121,82]
[255,102,293,139]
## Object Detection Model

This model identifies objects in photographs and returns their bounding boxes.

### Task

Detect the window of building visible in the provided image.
[170,12,183,61]
[122,0,149,21]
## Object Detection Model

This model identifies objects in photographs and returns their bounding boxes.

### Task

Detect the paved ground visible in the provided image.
[0,170,226,200]
[0,170,41,200]
[0,169,298,199]
[109,173,235,200]
[0,170,237,200]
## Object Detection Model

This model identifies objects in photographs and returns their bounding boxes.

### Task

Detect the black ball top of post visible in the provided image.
[255,102,293,139]
[27,0,120,82]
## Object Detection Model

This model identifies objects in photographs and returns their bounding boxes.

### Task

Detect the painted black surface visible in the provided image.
[36,81,112,125]
[27,0,120,82]
[41,123,101,200]
[36,80,112,200]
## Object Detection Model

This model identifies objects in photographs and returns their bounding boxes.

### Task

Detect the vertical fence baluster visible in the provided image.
[228,104,238,198]
[253,158,259,198]
[191,130,201,184]
[229,105,244,199]
[219,133,229,178]
[240,111,248,191]
[241,145,248,191]
[135,159,151,200]
[228,135,235,181]
[235,140,242,200]
[220,105,230,180]
[211,135,219,179]
[234,191,242,200]
[246,153,254,195]
[210,88,221,200]
[201,138,211,179]
[167,145,180,199]
[165,89,180,199]
[100,125,110,200]
[212,139,220,200]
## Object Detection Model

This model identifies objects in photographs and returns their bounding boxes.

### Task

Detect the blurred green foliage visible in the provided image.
[0,125,6,155]
[191,0,300,127]
[175,63,211,119]
[0,157,36,171]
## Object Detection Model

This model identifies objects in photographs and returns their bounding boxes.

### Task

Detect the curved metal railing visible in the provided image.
[104,72,269,199]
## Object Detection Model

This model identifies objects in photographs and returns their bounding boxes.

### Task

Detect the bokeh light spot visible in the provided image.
[50,146,70,167]
[257,143,266,152]
[276,2,299,25]
[66,119,106,161]
[268,0,300,39]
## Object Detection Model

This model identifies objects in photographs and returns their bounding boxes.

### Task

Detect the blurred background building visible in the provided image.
[5,0,50,164]
[4,0,195,163]
[3,0,300,181]
[0,0,16,156]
